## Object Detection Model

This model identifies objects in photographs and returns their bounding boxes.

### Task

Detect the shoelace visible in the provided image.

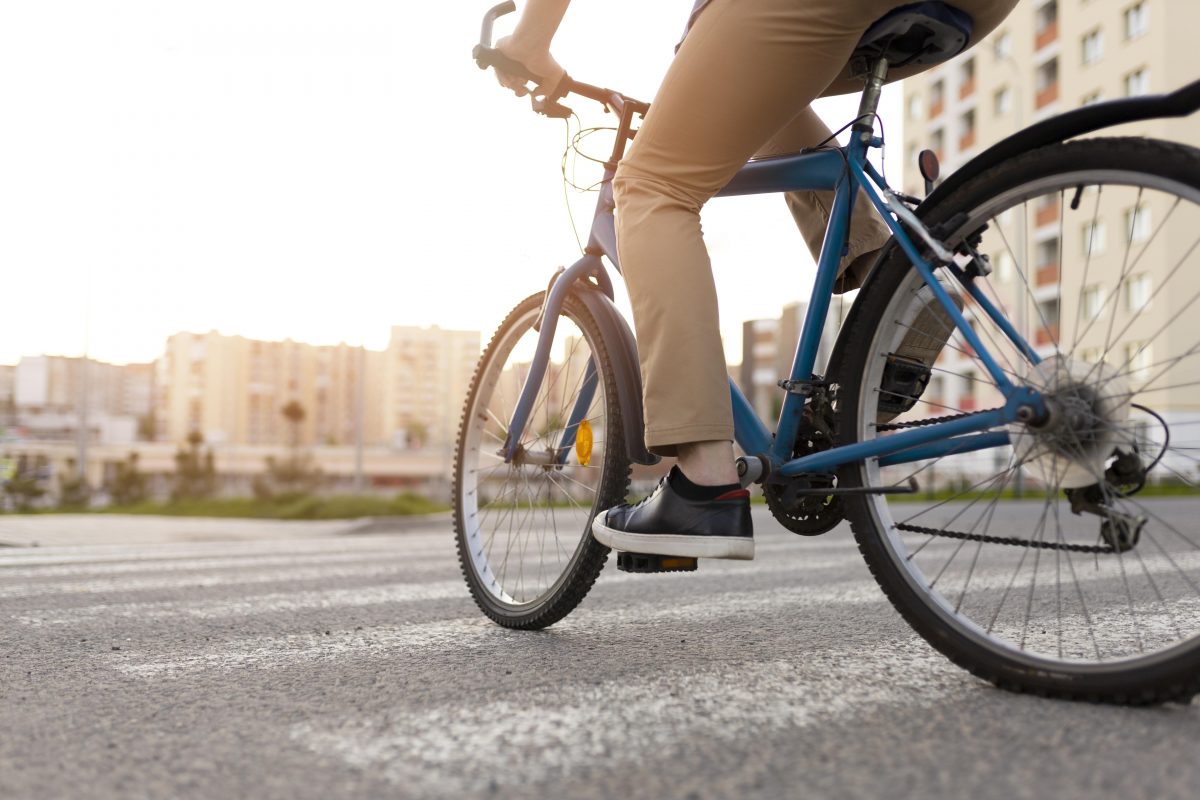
[628,475,668,510]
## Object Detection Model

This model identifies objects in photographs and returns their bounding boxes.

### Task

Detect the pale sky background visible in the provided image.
[0,1,902,367]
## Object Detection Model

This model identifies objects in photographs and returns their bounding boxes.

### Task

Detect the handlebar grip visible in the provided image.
[472,44,540,83]
[478,1,517,49]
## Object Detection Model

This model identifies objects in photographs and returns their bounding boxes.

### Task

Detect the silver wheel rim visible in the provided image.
[857,168,1200,669]
[460,304,609,609]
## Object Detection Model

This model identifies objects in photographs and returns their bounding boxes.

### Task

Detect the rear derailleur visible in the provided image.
[1064,449,1148,553]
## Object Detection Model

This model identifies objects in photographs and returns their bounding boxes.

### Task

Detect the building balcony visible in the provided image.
[1035,202,1059,227]
[1035,20,1058,51]
[1035,323,1060,346]
[959,76,976,100]
[1036,262,1059,286]
[1036,82,1059,109]
[959,130,976,151]
[929,98,944,119]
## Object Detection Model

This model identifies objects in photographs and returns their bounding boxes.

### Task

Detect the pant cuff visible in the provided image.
[644,423,735,458]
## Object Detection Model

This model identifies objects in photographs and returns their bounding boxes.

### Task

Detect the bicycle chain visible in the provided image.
[875,408,994,432]
[883,411,1116,553]
[894,523,1115,554]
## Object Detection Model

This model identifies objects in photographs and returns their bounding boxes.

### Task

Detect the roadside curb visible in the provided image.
[344,512,454,535]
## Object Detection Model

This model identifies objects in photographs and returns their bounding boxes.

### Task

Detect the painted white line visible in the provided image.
[288,640,966,794]
[0,561,437,599]
[109,579,889,678]
[22,553,867,627]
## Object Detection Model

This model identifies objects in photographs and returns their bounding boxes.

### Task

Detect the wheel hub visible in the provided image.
[1010,355,1133,489]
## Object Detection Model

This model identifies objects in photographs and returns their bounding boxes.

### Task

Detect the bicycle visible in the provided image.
[455,0,1200,704]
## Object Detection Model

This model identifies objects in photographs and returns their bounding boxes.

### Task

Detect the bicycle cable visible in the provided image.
[560,115,619,255]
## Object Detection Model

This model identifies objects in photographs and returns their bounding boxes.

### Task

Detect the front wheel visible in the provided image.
[838,138,1200,703]
[453,290,631,629]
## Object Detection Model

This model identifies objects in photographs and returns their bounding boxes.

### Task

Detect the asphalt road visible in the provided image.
[2,508,1199,800]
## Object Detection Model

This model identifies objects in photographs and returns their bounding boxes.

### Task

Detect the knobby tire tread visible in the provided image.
[453,291,631,630]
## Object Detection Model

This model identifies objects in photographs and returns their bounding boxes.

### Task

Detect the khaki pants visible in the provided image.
[613,0,1015,457]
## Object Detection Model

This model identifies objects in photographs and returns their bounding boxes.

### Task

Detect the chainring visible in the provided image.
[765,388,845,536]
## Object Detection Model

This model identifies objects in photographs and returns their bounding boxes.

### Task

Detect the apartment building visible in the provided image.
[740,299,847,425]
[901,0,1199,427]
[10,355,154,443]
[381,325,479,450]
[157,332,385,447]
[903,1,1196,194]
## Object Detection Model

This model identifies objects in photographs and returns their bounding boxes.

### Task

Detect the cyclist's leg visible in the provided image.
[758,107,893,293]
[613,0,888,460]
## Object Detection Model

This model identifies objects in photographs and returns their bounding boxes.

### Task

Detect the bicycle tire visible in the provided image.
[453,290,630,629]
[837,137,1200,703]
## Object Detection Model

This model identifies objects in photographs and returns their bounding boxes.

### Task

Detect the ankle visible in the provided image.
[675,440,739,486]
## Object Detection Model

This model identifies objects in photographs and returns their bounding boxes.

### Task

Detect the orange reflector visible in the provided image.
[576,419,593,466]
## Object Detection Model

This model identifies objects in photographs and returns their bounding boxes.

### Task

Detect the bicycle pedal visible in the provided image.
[616,551,698,573]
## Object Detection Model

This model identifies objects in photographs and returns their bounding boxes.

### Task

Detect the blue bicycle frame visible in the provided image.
[502,83,1046,480]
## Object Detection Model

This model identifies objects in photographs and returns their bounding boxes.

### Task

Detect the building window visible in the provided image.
[1124,67,1150,96]
[1035,1,1059,49]
[993,251,1015,282]
[1037,297,1061,345]
[1125,2,1148,40]
[1036,237,1060,286]
[993,30,1012,61]
[1125,342,1152,379]
[1081,89,1104,106]
[930,127,945,159]
[1082,219,1107,255]
[1126,273,1152,312]
[1082,28,1104,65]
[1082,285,1105,320]
[959,57,976,98]
[1036,58,1059,108]
[907,92,922,120]
[993,85,1012,116]
[1125,204,1152,242]
[959,109,976,150]
[930,79,945,117]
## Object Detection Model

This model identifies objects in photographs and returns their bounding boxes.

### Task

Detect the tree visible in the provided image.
[253,401,322,500]
[404,419,428,450]
[281,400,306,448]
[108,451,149,506]
[172,430,217,501]
[3,457,46,512]
[57,457,90,510]
[136,411,157,442]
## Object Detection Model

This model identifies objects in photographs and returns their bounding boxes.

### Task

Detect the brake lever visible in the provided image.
[532,97,573,118]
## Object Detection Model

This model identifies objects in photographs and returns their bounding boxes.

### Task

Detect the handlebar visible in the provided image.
[472,1,643,120]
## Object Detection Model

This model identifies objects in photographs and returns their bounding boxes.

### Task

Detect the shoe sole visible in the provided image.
[591,517,755,560]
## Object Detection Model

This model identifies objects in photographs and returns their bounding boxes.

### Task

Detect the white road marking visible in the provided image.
[109,580,890,678]
[288,640,968,794]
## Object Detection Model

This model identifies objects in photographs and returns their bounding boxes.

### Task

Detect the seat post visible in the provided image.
[853,58,890,143]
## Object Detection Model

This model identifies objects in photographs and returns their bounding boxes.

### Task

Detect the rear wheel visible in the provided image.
[453,290,630,629]
[839,138,1200,703]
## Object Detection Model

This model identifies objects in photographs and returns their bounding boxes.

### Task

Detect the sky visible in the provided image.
[0,1,902,367]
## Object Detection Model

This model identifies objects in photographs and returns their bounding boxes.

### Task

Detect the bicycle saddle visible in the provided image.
[851,2,974,74]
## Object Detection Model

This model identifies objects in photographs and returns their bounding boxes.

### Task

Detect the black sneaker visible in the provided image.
[591,469,754,560]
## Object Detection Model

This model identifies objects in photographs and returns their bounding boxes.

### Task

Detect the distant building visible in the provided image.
[11,355,154,444]
[382,325,480,450]
[157,332,386,448]
[899,0,1199,480]
[0,364,14,427]
[739,300,848,428]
